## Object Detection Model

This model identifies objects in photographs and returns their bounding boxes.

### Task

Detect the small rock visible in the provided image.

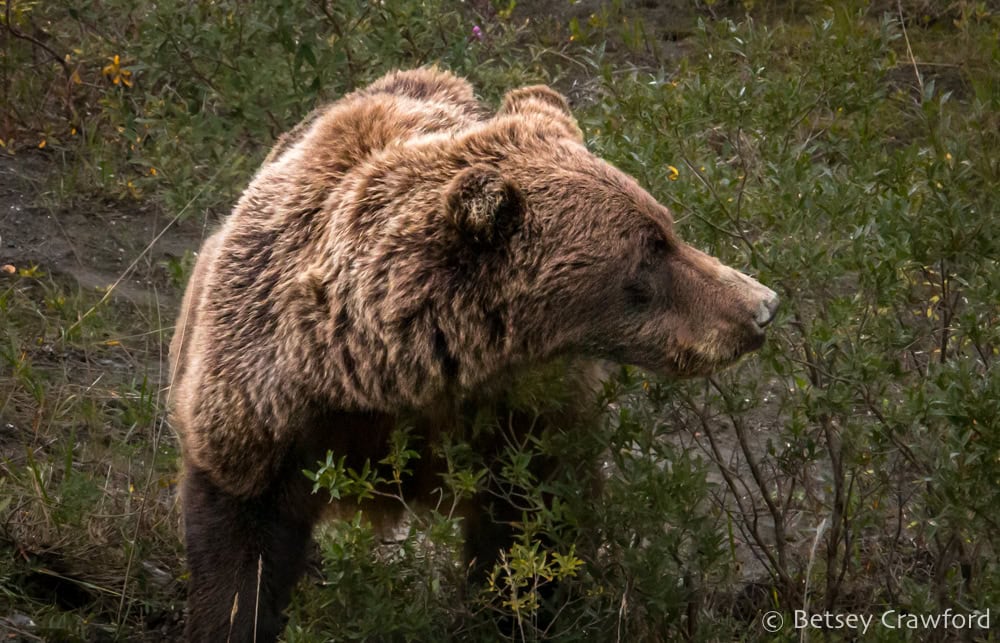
[6,613,37,629]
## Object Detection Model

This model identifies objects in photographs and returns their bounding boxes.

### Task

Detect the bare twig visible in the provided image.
[3,1,71,78]
[686,386,793,591]
[800,517,829,643]
[254,555,262,643]
[896,0,924,97]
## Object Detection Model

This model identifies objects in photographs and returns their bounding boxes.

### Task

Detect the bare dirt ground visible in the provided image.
[0,153,206,310]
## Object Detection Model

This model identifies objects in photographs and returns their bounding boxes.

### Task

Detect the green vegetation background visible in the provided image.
[1,0,998,640]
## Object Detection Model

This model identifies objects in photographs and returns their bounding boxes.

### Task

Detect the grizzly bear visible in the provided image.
[169,68,779,642]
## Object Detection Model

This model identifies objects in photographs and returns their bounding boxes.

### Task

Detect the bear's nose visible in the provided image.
[755,291,780,328]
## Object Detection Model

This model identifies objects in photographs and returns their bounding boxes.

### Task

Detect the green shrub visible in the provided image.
[2,0,544,216]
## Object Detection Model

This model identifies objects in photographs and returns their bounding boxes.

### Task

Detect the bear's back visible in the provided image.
[260,68,485,177]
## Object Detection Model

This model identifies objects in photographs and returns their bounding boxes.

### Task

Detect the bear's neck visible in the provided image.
[273,130,580,411]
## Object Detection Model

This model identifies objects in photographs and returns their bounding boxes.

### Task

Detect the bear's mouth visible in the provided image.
[667,331,766,378]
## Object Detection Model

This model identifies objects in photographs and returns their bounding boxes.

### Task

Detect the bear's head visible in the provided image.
[440,85,779,379]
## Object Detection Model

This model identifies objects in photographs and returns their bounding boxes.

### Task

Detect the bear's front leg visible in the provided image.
[181,463,321,643]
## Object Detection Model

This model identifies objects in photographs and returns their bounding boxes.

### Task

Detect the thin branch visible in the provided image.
[3,2,71,78]
[896,0,924,97]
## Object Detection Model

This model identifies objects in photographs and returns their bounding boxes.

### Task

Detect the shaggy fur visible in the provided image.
[170,68,778,642]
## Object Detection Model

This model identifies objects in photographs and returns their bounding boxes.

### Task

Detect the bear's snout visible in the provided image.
[717,264,779,335]
[729,277,779,363]
[666,257,779,375]
[754,289,780,329]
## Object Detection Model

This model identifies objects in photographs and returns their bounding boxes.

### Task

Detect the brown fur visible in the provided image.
[170,68,778,641]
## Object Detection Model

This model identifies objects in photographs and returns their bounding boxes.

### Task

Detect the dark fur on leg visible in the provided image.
[463,494,521,585]
[182,463,322,643]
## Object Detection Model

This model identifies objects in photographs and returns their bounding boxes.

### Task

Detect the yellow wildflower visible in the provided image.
[666,165,679,181]
[102,55,133,87]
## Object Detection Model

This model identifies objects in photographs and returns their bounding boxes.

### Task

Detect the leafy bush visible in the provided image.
[575,6,1000,638]
[2,0,543,216]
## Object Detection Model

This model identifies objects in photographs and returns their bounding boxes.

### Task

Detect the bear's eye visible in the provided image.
[624,280,653,308]
[649,236,670,256]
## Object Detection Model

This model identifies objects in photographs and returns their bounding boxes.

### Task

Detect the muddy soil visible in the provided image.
[0,153,208,314]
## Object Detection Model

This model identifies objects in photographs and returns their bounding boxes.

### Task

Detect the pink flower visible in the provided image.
[472,25,483,40]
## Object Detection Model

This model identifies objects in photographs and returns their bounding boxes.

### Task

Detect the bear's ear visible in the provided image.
[444,164,524,245]
[498,85,583,142]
